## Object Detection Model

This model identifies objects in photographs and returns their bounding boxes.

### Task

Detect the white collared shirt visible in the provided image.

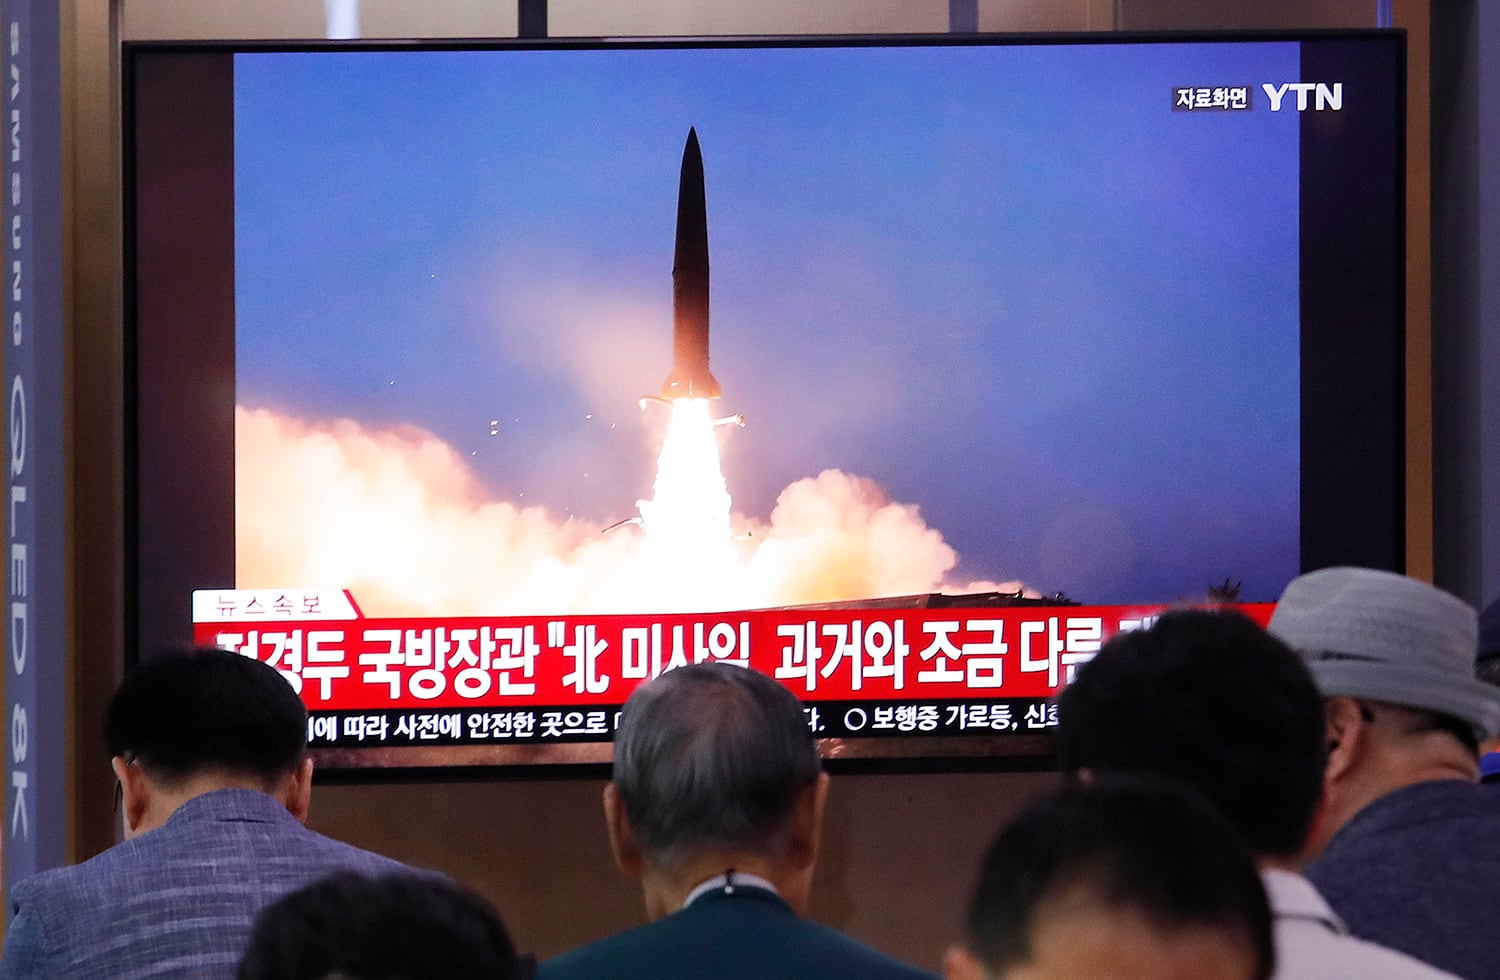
[682,871,779,909]
[1261,869,1457,979]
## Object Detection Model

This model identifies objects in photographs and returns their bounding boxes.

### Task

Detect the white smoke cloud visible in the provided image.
[236,406,1028,616]
[739,471,957,606]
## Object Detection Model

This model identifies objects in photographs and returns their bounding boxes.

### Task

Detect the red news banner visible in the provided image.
[193,590,1273,748]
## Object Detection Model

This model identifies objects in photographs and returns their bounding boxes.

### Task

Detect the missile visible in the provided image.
[659,127,722,401]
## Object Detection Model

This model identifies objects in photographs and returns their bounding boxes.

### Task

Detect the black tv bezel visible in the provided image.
[121,30,1407,779]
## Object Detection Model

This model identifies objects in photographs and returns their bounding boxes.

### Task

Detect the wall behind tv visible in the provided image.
[1431,2,1500,614]
[44,0,1499,971]
[311,769,1059,964]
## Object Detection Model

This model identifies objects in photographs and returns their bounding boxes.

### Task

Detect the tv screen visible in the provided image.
[125,32,1404,771]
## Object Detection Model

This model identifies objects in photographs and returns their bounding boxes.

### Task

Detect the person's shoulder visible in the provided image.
[11,858,80,896]
[536,926,656,980]
[188,789,406,873]
[0,844,146,979]
[697,890,933,977]
[292,823,413,876]
[540,898,935,980]
[540,925,934,980]
[8,861,81,912]
[1362,779,1491,824]
[1393,777,1495,806]
[1274,912,1459,979]
[1329,932,1461,978]
[1315,780,1494,872]
[9,835,145,910]
[791,917,938,979]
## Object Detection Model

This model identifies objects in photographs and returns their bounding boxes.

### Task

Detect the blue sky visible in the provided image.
[234,39,1303,603]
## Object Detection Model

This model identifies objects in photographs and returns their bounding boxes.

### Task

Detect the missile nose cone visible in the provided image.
[674,131,708,273]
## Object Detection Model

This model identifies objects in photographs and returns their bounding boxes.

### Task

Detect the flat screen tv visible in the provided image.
[124,31,1405,772]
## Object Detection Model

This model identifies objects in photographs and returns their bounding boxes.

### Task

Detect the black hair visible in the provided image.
[1057,609,1326,858]
[105,647,308,785]
[966,778,1273,979]
[238,872,519,980]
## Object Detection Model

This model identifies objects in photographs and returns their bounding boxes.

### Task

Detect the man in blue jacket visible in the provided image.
[1269,567,1500,980]
[540,662,934,980]
[0,648,410,979]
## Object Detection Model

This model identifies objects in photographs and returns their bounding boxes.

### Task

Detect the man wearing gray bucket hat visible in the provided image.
[1268,567,1500,980]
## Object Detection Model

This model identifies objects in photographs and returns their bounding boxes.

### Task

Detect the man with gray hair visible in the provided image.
[1268,567,1500,980]
[538,662,935,980]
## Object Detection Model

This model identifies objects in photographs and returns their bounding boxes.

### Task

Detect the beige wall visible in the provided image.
[58,0,1419,969]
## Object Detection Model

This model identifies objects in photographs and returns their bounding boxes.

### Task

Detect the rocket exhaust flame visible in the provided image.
[635,398,737,601]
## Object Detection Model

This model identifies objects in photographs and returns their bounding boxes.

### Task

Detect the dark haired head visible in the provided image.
[238,872,518,980]
[612,662,821,873]
[1057,609,1325,859]
[964,778,1273,979]
[106,648,308,786]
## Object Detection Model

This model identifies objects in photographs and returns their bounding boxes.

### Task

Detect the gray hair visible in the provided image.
[613,662,822,874]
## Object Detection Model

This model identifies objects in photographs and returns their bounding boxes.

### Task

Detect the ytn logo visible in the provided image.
[1262,83,1343,112]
